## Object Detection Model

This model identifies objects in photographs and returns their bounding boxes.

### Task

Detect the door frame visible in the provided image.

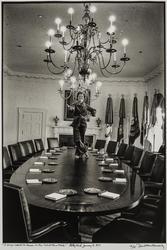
[18,107,47,142]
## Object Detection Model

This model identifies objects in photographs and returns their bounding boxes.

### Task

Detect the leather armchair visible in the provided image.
[3,182,74,243]
[92,193,165,243]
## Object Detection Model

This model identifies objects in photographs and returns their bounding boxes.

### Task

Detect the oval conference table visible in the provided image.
[10,148,144,242]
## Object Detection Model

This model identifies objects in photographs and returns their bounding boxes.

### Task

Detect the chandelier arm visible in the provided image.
[49,53,62,69]
[97,51,111,71]
[99,37,110,45]
[108,62,126,75]
[47,62,66,75]
[69,28,77,41]
[101,61,126,75]
[96,53,111,77]
[61,35,75,47]
[71,55,77,76]
[99,51,112,70]
[59,89,73,100]
[62,42,74,52]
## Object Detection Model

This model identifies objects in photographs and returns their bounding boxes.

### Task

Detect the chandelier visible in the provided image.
[44,3,130,100]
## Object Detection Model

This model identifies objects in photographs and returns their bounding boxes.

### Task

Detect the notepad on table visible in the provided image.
[26,179,42,184]
[109,163,119,167]
[49,149,56,153]
[114,170,125,174]
[56,148,61,152]
[99,191,120,199]
[29,168,41,173]
[34,161,44,165]
[105,158,114,162]
[45,152,52,156]
[113,178,127,183]
[45,192,67,201]
[39,156,48,159]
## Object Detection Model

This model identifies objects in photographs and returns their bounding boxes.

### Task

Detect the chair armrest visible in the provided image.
[116,218,154,229]
[31,221,67,240]
[145,182,163,188]
[144,194,161,199]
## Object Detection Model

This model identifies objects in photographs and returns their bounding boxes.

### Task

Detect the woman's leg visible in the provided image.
[79,126,89,158]
[73,126,87,157]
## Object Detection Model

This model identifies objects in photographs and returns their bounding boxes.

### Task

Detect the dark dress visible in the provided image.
[71,102,96,156]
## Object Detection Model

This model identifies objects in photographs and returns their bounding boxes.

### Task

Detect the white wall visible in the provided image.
[3,71,147,148]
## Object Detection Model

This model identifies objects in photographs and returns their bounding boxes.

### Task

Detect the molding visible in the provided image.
[4,64,164,83]
[3,65,58,80]
[144,64,164,82]
[3,65,145,83]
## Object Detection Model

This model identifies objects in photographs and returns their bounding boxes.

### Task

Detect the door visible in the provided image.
[18,108,46,141]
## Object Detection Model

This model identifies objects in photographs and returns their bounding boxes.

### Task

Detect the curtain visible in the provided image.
[146,92,165,151]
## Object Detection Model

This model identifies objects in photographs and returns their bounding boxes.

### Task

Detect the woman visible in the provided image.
[68,92,96,159]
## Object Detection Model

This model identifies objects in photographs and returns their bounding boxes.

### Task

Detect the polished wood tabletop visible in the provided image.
[10,148,144,216]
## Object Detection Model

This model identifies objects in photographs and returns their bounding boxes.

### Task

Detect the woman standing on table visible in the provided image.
[68,92,96,159]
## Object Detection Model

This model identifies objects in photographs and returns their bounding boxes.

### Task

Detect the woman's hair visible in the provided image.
[77,91,85,99]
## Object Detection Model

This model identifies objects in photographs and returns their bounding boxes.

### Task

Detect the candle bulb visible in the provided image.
[59,79,64,91]
[60,26,66,38]
[47,29,55,43]
[113,52,117,62]
[90,5,97,19]
[55,18,62,31]
[45,41,52,48]
[122,38,128,55]
[68,7,74,22]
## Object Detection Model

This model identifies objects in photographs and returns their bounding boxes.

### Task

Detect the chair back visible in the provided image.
[153,191,166,241]
[131,147,143,166]
[117,143,128,156]
[139,151,156,175]
[26,140,36,155]
[47,137,59,149]
[3,147,11,170]
[123,145,135,161]
[8,143,23,164]
[150,155,165,183]
[106,141,117,155]
[158,145,165,155]
[34,139,44,152]
[94,139,106,150]
[18,141,30,158]
[3,182,31,243]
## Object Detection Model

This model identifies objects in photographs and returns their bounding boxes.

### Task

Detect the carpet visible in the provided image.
[79,213,120,243]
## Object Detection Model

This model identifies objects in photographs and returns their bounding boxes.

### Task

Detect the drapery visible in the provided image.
[117,96,125,142]
[140,94,149,146]
[105,95,113,125]
[146,92,165,151]
[129,96,140,145]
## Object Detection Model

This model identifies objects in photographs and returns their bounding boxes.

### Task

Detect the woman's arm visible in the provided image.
[86,104,96,116]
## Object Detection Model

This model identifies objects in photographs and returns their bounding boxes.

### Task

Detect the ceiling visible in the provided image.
[3,2,165,78]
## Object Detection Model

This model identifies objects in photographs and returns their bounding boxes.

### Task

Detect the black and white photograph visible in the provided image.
[2,0,166,247]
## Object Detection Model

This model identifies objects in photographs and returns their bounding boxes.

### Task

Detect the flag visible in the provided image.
[150,91,158,126]
[105,95,113,125]
[140,94,149,146]
[117,96,125,142]
[129,95,140,145]
[147,91,165,151]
